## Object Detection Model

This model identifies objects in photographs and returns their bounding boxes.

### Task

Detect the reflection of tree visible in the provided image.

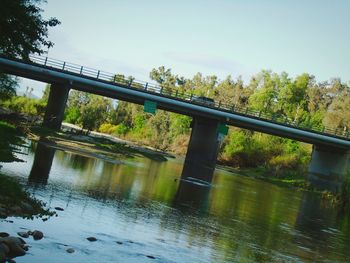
[54,151,91,171]
[293,192,350,261]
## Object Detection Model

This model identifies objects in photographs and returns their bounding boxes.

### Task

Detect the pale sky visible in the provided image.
[20,0,350,97]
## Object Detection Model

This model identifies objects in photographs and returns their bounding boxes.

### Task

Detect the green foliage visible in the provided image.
[0,121,24,162]
[64,106,80,124]
[114,123,129,136]
[0,74,17,101]
[1,95,46,115]
[0,0,60,59]
[98,123,118,134]
[169,114,191,137]
[221,130,310,171]
[0,0,60,100]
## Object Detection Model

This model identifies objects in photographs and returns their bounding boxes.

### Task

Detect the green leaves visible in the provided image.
[0,0,61,59]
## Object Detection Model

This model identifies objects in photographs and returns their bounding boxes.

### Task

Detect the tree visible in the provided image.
[323,85,350,132]
[150,66,176,94]
[0,75,18,101]
[0,0,60,59]
[0,0,60,99]
[248,70,280,114]
[78,95,113,132]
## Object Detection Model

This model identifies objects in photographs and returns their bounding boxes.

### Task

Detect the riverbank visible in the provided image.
[0,121,55,220]
[0,173,55,220]
[27,123,174,163]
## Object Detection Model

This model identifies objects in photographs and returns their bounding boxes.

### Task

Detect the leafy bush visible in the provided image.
[0,121,24,162]
[114,123,129,136]
[1,96,46,116]
[99,123,118,134]
[64,106,80,124]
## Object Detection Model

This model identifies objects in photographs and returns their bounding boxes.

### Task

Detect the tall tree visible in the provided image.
[0,0,60,99]
[0,0,60,59]
[150,66,176,94]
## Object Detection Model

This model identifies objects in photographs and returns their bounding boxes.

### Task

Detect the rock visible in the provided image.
[0,233,9,238]
[22,244,30,251]
[146,255,156,259]
[0,243,10,254]
[0,251,5,263]
[20,202,33,213]
[54,207,64,211]
[66,248,75,253]
[17,232,29,239]
[86,237,97,242]
[116,241,123,245]
[31,230,44,240]
[0,237,26,257]
[0,213,7,219]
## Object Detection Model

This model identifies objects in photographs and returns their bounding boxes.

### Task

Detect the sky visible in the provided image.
[20,0,350,97]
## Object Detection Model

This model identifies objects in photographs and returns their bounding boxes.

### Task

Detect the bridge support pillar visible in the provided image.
[308,145,350,193]
[43,83,70,130]
[182,117,220,182]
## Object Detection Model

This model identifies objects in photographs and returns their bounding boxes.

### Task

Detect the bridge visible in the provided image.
[0,54,349,192]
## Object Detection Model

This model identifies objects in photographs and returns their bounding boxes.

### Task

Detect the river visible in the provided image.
[1,140,350,262]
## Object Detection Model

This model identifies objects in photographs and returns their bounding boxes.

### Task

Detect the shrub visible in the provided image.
[114,123,128,136]
[99,123,118,134]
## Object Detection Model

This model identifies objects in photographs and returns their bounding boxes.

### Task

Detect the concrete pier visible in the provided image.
[308,145,350,193]
[181,117,220,182]
[43,83,70,130]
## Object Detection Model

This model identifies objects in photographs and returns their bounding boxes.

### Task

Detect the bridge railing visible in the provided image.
[26,55,350,141]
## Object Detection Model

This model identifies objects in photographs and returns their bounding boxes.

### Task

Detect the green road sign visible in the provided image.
[218,124,229,135]
[144,100,157,114]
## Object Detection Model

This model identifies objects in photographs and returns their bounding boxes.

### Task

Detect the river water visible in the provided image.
[1,140,350,263]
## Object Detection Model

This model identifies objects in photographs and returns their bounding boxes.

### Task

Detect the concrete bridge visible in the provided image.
[0,55,349,192]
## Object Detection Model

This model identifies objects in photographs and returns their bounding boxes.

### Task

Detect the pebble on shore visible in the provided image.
[17,232,29,238]
[66,248,75,253]
[0,229,46,261]
[31,230,44,240]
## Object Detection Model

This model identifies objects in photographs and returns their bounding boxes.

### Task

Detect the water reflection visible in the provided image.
[7,141,349,262]
[28,140,56,184]
[173,180,210,213]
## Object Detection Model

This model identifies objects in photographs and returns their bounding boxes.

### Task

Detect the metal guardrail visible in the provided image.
[13,55,348,141]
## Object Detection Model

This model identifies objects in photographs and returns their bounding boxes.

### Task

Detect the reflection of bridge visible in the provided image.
[0,55,349,191]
